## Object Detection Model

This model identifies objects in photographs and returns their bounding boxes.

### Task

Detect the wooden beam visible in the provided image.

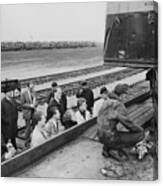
[1,91,151,177]
[1,118,96,177]
[104,58,157,68]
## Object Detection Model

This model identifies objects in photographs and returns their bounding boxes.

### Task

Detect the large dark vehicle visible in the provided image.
[103,1,158,68]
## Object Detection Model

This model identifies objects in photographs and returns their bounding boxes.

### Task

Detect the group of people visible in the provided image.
[1,80,94,160]
[31,81,94,147]
[2,75,153,162]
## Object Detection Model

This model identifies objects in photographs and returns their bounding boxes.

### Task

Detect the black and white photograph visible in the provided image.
[1,0,158,181]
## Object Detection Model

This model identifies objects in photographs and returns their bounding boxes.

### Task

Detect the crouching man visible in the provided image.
[97,98,144,160]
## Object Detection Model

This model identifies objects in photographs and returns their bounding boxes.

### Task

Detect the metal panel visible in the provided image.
[104,9,158,68]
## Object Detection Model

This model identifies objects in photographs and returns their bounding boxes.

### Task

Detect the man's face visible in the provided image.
[29,84,35,92]
[14,89,21,97]
[82,85,87,90]
[6,91,13,98]
[54,110,60,120]
[79,102,87,112]
[101,93,108,100]
[52,86,57,92]
[55,88,62,101]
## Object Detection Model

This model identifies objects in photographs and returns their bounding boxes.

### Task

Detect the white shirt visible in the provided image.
[75,110,91,124]
[31,126,47,148]
[93,98,105,117]
[44,118,59,138]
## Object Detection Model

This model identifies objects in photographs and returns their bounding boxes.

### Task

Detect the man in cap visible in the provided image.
[97,88,144,160]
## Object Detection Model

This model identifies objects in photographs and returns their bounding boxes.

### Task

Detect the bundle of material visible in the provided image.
[131,130,154,160]
[114,84,129,96]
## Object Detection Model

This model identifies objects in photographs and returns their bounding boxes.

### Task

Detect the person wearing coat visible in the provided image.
[1,90,19,150]
[47,87,66,123]
[97,97,144,159]
[21,82,37,146]
[46,81,67,111]
[75,98,91,124]
[76,81,94,114]
[44,107,61,138]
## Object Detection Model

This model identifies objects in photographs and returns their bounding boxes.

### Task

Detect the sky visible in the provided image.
[1,2,106,42]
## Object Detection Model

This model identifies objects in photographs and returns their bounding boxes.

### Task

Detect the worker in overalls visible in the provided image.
[97,96,144,159]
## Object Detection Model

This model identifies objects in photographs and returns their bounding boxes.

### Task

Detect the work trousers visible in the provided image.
[99,130,144,151]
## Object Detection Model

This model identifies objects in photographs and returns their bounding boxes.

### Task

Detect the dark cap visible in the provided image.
[100,87,108,94]
[81,81,87,86]
[51,81,58,88]
[77,98,86,107]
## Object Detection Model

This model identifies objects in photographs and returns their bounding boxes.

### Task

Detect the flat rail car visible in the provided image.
[104,1,158,68]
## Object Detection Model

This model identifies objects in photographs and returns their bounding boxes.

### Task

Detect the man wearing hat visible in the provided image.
[1,86,19,150]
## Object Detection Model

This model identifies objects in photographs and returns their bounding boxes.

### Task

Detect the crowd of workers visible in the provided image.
[2,70,157,161]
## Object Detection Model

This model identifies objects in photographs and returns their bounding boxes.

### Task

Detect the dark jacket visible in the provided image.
[1,97,18,142]
[77,88,94,111]
[21,90,36,120]
[62,120,77,129]
[47,90,67,111]
[47,98,67,121]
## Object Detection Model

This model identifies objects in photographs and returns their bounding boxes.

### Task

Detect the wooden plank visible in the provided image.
[134,108,153,127]
[129,104,152,120]
[1,118,96,177]
[104,58,157,68]
[83,100,153,140]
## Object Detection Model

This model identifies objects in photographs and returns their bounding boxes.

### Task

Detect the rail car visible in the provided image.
[104,1,158,68]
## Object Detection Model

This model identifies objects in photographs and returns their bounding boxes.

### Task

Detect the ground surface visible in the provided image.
[17,124,154,180]
[1,46,103,80]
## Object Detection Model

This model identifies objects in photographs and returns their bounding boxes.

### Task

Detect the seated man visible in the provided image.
[75,98,91,124]
[97,97,144,159]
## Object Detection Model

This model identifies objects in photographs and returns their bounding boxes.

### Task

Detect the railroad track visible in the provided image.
[19,65,112,87]
[1,80,152,177]
[36,67,144,103]
[4,65,145,104]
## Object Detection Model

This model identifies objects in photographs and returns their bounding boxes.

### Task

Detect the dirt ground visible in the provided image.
[17,123,156,180]
[1,47,102,80]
